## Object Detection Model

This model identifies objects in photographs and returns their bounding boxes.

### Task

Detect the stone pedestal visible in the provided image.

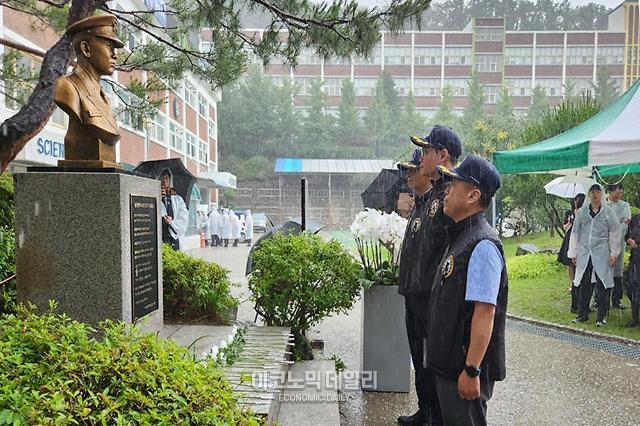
[14,168,163,333]
[361,284,410,392]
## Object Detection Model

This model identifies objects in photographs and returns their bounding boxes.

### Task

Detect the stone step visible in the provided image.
[276,360,341,426]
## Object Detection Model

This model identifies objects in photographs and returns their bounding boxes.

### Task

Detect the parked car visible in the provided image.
[252,213,270,232]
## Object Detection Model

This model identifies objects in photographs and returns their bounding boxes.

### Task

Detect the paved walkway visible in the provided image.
[188,242,640,426]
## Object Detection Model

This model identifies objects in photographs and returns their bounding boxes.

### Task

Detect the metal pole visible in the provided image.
[301,178,308,232]
[491,196,497,229]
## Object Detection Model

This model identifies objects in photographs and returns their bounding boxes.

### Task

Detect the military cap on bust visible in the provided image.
[66,15,125,48]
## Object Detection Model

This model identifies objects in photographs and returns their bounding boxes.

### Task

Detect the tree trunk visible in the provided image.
[0,0,106,172]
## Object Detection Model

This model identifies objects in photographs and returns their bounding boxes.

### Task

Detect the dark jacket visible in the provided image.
[400,176,453,297]
[398,189,430,296]
[427,212,508,382]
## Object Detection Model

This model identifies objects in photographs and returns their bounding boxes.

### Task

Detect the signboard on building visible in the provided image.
[17,128,66,166]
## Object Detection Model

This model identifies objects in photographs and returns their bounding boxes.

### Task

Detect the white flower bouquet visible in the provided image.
[350,209,407,289]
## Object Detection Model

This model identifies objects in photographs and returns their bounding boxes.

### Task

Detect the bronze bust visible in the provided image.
[54,15,124,168]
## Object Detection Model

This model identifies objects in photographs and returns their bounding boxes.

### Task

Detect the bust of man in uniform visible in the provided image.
[54,14,124,168]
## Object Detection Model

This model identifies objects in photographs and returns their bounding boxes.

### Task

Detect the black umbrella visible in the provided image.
[133,158,196,206]
[360,169,405,213]
[245,219,326,275]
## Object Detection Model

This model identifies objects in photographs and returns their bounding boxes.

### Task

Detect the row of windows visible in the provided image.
[475,27,503,42]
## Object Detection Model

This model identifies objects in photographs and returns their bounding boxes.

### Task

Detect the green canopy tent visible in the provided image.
[493,79,640,176]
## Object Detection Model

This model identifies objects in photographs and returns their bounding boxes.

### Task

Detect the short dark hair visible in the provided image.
[607,183,624,192]
[479,190,492,209]
[573,193,586,210]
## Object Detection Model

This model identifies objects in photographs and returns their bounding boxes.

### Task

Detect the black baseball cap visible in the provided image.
[410,125,462,160]
[397,149,422,171]
[437,155,501,198]
[589,183,602,193]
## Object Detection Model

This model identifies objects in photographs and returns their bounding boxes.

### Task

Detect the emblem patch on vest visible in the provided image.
[411,217,422,233]
[442,255,454,278]
[428,199,440,217]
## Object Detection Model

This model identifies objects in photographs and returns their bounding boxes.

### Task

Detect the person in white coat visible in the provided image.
[606,183,631,310]
[221,209,232,247]
[159,169,189,251]
[208,208,221,247]
[568,184,621,326]
[230,210,241,247]
[244,209,254,246]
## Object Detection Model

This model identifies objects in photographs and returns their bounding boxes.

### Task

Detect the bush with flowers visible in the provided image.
[350,208,407,289]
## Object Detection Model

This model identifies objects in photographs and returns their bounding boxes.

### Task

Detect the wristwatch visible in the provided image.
[464,364,481,377]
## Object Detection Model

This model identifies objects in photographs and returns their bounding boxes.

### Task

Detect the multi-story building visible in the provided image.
[248,1,639,117]
[1,0,236,249]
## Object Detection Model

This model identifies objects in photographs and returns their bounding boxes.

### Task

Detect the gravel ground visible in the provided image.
[190,243,640,426]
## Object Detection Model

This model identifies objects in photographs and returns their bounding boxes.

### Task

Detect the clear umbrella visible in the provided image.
[544,175,597,199]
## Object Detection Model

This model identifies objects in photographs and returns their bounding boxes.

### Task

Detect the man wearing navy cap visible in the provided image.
[397,125,461,426]
[426,155,508,424]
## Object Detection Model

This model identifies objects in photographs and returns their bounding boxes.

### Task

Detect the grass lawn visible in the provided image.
[330,229,640,341]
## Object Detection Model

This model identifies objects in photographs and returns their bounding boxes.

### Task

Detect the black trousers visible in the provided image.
[405,295,441,424]
[612,276,624,306]
[210,235,220,247]
[433,372,494,426]
[578,260,609,322]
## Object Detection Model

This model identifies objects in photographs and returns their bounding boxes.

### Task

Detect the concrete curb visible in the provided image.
[507,313,640,348]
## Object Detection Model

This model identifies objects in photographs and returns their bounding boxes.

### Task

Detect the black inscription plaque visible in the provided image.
[130,195,159,320]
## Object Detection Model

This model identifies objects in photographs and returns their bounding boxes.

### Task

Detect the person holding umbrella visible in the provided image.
[159,168,189,251]
[557,193,586,313]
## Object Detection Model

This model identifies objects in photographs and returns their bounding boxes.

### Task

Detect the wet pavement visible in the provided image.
[188,242,640,426]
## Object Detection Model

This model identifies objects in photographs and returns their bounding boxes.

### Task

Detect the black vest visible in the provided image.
[426,212,508,382]
[398,190,430,296]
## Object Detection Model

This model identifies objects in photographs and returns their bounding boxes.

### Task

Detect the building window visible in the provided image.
[384,46,411,65]
[186,131,197,158]
[444,79,468,97]
[209,161,217,172]
[3,50,41,111]
[485,85,500,103]
[169,121,184,151]
[566,78,594,96]
[48,107,66,127]
[294,77,316,96]
[149,112,166,143]
[116,91,144,132]
[325,55,351,65]
[505,47,533,65]
[475,54,502,72]
[597,46,624,65]
[414,78,440,97]
[208,119,217,140]
[475,27,503,42]
[323,78,342,96]
[298,48,322,65]
[566,46,594,65]
[184,83,196,107]
[506,78,531,96]
[414,46,441,65]
[354,78,378,96]
[536,78,562,96]
[198,93,208,116]
[535,46,563,65]
[199,139,208,163]
[394,78,411,96]
[444,47,472,66]
[353,46,382,65]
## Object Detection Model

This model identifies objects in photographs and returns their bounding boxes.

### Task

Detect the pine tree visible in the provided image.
[493,85,515,131]
[337,78,361,147]
[381,72,401,117]
[432,85,457,129]
[462,72,485,137]
[302,78,336,157]
[592,66,619,107]
[364,80,392,157]
[528,85,549,123]
[400,91,426,138]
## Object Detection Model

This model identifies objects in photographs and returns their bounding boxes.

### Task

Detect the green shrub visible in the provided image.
[0,172,14,230]
[163,244,238,324]
[0,303,262,425]
[248,233,361,360]
[507,253,565,280]
[0,226,16,315]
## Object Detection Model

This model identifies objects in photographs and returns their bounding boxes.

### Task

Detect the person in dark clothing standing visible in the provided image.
[557,193,586,313]
[397,126,461,426]
[624,197,640,327]
[426,155,507,426]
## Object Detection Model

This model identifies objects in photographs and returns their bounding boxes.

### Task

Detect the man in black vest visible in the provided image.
[427,155,507,425]
[397,126,461,426]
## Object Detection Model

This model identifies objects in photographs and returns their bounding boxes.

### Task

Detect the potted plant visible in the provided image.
[351,209,411,393]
